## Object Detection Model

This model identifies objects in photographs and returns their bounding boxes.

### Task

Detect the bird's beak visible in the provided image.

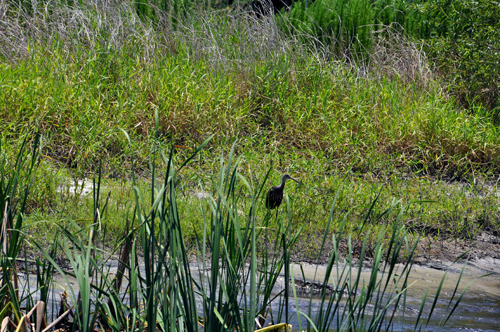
[290,176,300,184]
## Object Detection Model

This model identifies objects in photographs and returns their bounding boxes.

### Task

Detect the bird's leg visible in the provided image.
[265,207,271,224]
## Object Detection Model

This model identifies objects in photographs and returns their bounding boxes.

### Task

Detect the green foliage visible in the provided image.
[285,0,424,54]
[284,0,500,111]
[286,0,374,53]
[403,0,432,39]
[419,0,500,111]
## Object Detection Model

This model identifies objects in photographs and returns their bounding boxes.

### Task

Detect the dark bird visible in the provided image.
[266,174,300,212]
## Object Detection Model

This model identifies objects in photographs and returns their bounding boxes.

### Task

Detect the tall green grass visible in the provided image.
[2,0,500,181]
[284,0,500,110]
[1,0,499,252]
[0,131,42,327]
[0,0,497,185]
[284,0,427,55]
[419,0,500,111]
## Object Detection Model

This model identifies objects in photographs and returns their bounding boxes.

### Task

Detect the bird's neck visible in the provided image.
[279,178,287,189]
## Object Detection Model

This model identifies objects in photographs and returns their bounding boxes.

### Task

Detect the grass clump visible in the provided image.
[284,0,422,54]
[283,0,500,111]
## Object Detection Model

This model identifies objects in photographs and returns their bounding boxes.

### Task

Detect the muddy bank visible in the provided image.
[414,232,500,265]
[288,230,500,267]
[284,259,500,331]
[19,229,500,277]
[21,232,500,275]
[15,229,500,330]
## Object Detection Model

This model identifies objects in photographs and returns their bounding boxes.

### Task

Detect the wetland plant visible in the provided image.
[0,129,476,331]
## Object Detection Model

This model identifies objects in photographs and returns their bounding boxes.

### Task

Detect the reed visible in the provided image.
[0,131,42,328]
[0,130,481,331]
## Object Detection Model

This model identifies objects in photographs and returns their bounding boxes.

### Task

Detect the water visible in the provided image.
[16,258,500,331]
[274,262,500,331]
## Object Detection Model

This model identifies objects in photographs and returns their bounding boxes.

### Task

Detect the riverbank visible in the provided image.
[287,230,500,267]
[21,166,500,269]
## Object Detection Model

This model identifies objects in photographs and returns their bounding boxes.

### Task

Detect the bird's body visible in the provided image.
[266,174,299,211]
[266,185,285,210]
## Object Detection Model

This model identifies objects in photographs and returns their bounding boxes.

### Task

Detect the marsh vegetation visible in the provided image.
[2,131,493,331]
[1,0,500,330]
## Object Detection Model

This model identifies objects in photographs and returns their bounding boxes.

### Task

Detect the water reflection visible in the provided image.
[17,260,500,331]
